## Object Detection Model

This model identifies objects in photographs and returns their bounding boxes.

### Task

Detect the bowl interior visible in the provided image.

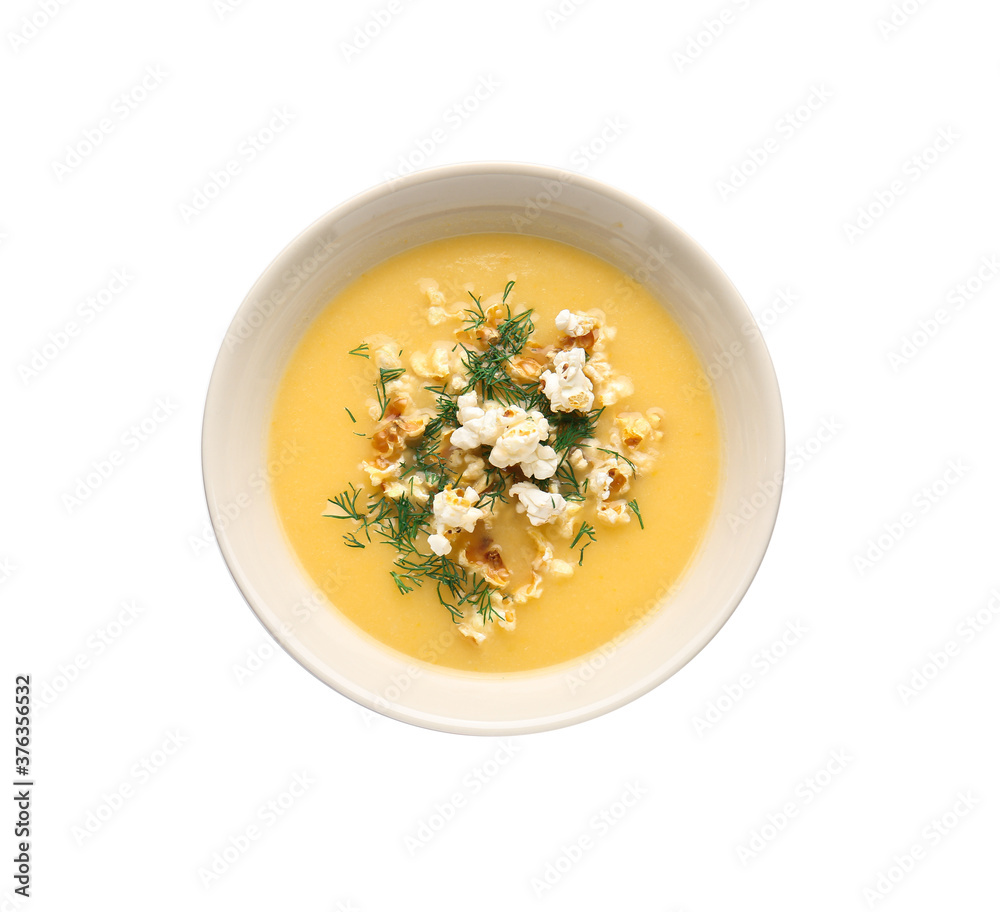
[202,164,784,734]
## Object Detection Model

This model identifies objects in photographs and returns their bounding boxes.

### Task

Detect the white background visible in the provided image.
[2,0,998,909]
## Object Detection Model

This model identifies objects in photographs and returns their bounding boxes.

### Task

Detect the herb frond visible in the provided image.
[462,293,488,332]
[550,406,604,454]
[324,483,365,521]
[391,571,416,594]
[477,463,510,508]
[376,366,406,419]
[402,433,450,490]
[519,379,550,414]
[349,342,370,359]
[595,447,637,472]
[367,494,430,554]
[627,499,645,529]
[460,576,504,623]
[460,300,536,406]
[391,552,468,623]
[422,385,459,440]
[572,521,597,566]
[552,460,585,502]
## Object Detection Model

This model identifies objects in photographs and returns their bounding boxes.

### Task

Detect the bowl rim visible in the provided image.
[202,160,785,735]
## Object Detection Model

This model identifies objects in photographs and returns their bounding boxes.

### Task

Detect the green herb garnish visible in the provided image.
[595,447,637,472]
[552,460,585,502]
[376,366,406,419]
[550,405,605,453]
[627,499,645,529]
[459,283,537,406]
[324,483,366,521]
[572,521,597,566]
[391,571,416,594]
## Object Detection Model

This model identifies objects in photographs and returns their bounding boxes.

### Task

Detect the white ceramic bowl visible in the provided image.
[202,162,784,735]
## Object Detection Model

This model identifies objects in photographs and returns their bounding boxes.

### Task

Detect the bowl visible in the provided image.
[202,162,784,735]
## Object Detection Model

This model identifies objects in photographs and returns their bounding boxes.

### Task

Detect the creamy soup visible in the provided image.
[269,234,720,673]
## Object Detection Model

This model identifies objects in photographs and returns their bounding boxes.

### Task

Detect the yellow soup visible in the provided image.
[269,234,720,673]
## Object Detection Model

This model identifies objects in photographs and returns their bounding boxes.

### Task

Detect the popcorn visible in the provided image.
[555,309,598,338]
[587,452,633,502]
[540,347,594,413]
[450,392,558,480]
[419,278,447,308]
[382,480,406,499]
[597,374,634,407]
[373,343,402,370]
[509,482,568,526]
[582,351,634,407]
[459,538,510,589]
[426,486,485,556]
[454,391,483,430]
[596,500,631,525]
[457,612,487,644]
[615,412,652,449]
[489,415,558,479]
[509,354,544,382]
[411,345,451,379]
[512,529,574,604]
[360,457,403,487]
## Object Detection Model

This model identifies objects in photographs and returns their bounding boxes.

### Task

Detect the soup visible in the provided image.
[268,233,720,673]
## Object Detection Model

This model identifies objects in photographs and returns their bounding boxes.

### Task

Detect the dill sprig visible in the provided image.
[460,576,505,623]
[332,335,517,624]
[552,460,585,502]
[627,499,645,529]
[544,404,602,501]
[392,551,508,624]
[477,487,508,510]
[405,439,446,479]
[595,447,637,472]
[368,494,431,554]
[462,292,489,333]
[324,483,366,521]
[459,281,518,334]
[519,379,550,414]
[459,283,536,406]
[422,384,459,440]
[477,463,510,509]
[348,342,370,359]
[391,552,467,622]
[549,405,604,453]
[405,387,457,490]
[571,521,597,566]
[345,407,356,423]
[391,571,416,594]
[376,366,406,419]
[460,319,535,404]
[402,447,449,492]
